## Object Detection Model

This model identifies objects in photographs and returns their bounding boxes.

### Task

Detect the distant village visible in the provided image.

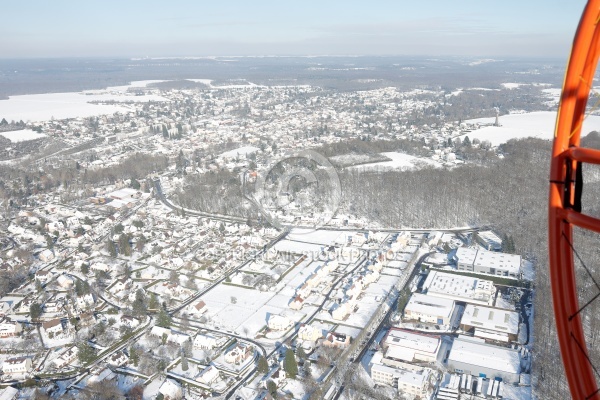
[0,81,535,399]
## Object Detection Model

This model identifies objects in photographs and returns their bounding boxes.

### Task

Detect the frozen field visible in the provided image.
[286,228,346,245]
[461,111,600,146]
[0,80,169,122]
[0,129,46,142]
[219,146,259,159]
[349,151,441,172]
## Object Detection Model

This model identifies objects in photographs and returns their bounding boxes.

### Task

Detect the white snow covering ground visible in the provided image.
[502,83,527,89]
[0,129,46,142]
[461,111,600,147]
[0,81,169,123]
[348,152,440,172]
[286,228,345,245]
[219,146,259,159]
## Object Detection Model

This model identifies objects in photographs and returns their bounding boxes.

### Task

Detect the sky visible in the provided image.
[0,1,589,58]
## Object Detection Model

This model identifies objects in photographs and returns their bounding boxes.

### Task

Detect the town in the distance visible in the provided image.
[0,58,576,400]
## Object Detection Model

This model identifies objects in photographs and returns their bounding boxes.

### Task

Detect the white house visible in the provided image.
[158,379,183,400]
[224,343,253,365]
[53,346,78,369]
[331,302,352,321]
[107,351,128,367]
[42,319,64,336]
[0,322,22,338]
[150,326,171,338]
[35,270,53,284]
[193,333,221,350]
[267,314,293,331]
[196,364,220,386]
[289,295,304,310]
[39,249,55,262]
[2,357,32,375]
[43,301,62,314]
[90,262,110,273]
[56,275,74,289]
[76,293,95,310]
[297,324,322,342]
[371,362,430,399]
[120,315,140,328]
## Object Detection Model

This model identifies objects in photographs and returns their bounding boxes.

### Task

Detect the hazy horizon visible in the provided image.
[1,1,587,59]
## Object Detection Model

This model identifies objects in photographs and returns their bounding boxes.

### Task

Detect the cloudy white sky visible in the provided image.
[0,1,587,58]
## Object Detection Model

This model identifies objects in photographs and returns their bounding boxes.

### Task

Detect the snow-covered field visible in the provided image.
[0,81,169,123]
[461,111,600,147]
[0,129,46,142]
[348,151,441,172]
[286,228,346,245]
[219,146,259,159]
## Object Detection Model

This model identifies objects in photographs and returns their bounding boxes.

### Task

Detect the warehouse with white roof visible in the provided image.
[460,304,519,342]
[382,328,441,363]
[447,336,521,383]
[403,292,456,327]
[455,247,521,278]
[422,270,496,305]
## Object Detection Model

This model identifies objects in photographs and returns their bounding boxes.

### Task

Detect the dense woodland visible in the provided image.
[338,136,600,399]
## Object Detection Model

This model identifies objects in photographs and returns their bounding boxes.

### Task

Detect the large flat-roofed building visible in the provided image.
[455,248,478,271]
[460,304,519,342]
[371,363,430,398]
[475,231,503,251]
[455,248,521,278]
[382,328,441,364]
[447,336,521,383]
[403,293,455,327]
[473,250,520,278]
[422,270,495,306]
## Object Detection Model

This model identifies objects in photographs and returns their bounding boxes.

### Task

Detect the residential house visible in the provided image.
[193,333,222,350]
[35,270,53,284]
[224,343,254,365]
[2,357,32,375]
[56,275,74,289]
[43,301,62,314]
[42,319,64,336]
[107,351,128,367]
[53,346,78,369]
[323,332,351,348]
[196,365,220,386]
[76,293,95,310]
[263,367,286,388]
[120,315,140,329]
[187,300,207,317]
[289,296,304,311]
[297,324,322,342]
[267,314,293,331]
[0,322,22,338]
[158,379,183,400]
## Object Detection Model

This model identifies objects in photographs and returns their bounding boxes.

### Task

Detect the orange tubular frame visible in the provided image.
[549,0,600,399]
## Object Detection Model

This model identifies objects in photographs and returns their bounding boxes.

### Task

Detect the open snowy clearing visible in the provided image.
[286,228,347,246]
[0,129,46,142]
[348,151,441,172]
[0,81,170,122]
[219,146,259,159]
[461,111,600,147]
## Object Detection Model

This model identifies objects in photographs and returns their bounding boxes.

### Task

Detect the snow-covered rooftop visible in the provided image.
[404,292,455,319]
[423,270,495,305]
[461,304,519,335]
[448,336,520,374]
[384,328,440,354]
